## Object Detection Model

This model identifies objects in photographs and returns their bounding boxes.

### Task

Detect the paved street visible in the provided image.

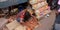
[0,18,8,30]
[34,11,56,30]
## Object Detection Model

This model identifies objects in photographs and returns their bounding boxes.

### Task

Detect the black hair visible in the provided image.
[23,11,31,22]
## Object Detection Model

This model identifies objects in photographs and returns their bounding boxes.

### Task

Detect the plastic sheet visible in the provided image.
[0,0,28,8]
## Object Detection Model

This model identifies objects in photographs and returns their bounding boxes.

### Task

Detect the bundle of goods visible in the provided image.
[29,0,51,20]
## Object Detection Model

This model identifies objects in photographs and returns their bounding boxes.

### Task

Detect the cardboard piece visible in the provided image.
[15,25,26,30]
[6,20,20,30]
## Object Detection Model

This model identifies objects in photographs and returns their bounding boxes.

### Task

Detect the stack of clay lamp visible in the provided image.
[29,0,51,20]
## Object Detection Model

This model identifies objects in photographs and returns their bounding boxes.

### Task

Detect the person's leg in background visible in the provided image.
[53,12,60,30]
[55,24,60,30]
